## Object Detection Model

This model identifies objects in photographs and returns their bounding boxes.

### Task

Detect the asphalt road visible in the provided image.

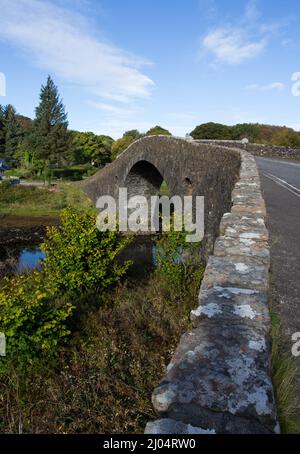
[255,157,300,342]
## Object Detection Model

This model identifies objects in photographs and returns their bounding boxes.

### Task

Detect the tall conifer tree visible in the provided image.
[33,76,70,166]
[3,104,21,157]
[0,104,5,155]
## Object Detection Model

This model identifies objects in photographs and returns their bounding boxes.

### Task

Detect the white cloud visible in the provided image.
[87,101,135,116]
[259,19,291,35]
[203,27,266,64]
[201,0,290,65]
[247,82,285,92]
[0,0,154,103]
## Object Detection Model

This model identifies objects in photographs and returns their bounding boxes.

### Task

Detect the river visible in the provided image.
[0,215,158,280]
[0,214,56,279]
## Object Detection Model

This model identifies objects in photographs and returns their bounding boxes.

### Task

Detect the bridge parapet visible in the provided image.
[146,147,279,435]
[197,139,300,161]
[82,137,277,433]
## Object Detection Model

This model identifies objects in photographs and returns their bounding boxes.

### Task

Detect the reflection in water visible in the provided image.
[1,236,182,280]
[0,238,158,280]
[118,236,157,279]
[17,248,45,273]
[0,243,44,279]
[152,244,184,267]
[119,237,185,279]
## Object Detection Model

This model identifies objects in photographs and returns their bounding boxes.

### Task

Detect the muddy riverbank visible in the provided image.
[0,214,59,246]
[0,215,59,280]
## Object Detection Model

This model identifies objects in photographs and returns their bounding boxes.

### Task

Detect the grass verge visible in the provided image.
[270,299,300,433]
[0,256,204,433]
[0,183,93,217]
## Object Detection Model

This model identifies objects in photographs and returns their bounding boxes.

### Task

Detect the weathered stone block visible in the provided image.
[191,285,270,331]
[231,203,267,218]
[145,419,216,435]
[232,188,262,201]
[214,236,270,264]
[152,321,277,434]
[223,222,269,242]
[200,256,269,292]
[219,212,266,236]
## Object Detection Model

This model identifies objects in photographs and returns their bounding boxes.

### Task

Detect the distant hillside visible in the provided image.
[190,123,300,148]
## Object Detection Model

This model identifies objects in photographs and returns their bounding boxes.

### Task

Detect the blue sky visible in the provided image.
[0,0,300,138]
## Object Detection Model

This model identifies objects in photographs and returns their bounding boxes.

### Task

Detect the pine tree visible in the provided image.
[3,104,22,157]
[33,76,70,166]
[0,104,5,155]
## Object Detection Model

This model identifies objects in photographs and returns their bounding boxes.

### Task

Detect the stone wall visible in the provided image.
[197,139,300,160]
[145,148,278,435]
[82,137,277,433]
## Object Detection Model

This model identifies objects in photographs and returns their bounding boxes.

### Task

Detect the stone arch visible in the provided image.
[124,160,164,200]
[183,177,193,196]
[122,160,166,233]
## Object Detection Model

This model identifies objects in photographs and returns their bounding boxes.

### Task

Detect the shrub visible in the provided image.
[0,270,200,433]
[146,126,171,136]
[4,169,26,178]
[0,180,11,190]
[0,207,132,365]
[154,227,204,295]
[0,219,205,433]
[41,207,132,294]
[0,272,73,362]
[190,122,233,140]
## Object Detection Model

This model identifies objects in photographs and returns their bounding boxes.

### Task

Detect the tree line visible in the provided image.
[0,76,172,180]
[6,77,298,181]
[190,122,300,147]
[111,126,171,160]
[0,76,116,179]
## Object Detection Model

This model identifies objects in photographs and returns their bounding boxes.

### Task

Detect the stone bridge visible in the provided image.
[82,136,279,434]
[83,136,240,254]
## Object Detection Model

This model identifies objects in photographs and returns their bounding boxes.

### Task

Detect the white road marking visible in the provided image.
[263,172,300,198]
[257,157,300,168]
[265,172,300,193]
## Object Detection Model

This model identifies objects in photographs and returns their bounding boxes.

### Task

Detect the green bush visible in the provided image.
[146,126,171,136]
[154,227,204,294]
[111,135,138,160]
[0,211,206,433]
[190,122,233,140]
[0,272,72,363]
[4,169,26,178]
[0,207,132,365]
[0,180,11,190]
[41,207,132,294]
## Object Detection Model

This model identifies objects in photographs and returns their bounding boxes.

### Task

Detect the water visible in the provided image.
[17,248,45,273]
[0,237,157,280]
[0,243,45,279]
[118,236,157,278]
[0,214,55,279]
[0,236,184,279]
